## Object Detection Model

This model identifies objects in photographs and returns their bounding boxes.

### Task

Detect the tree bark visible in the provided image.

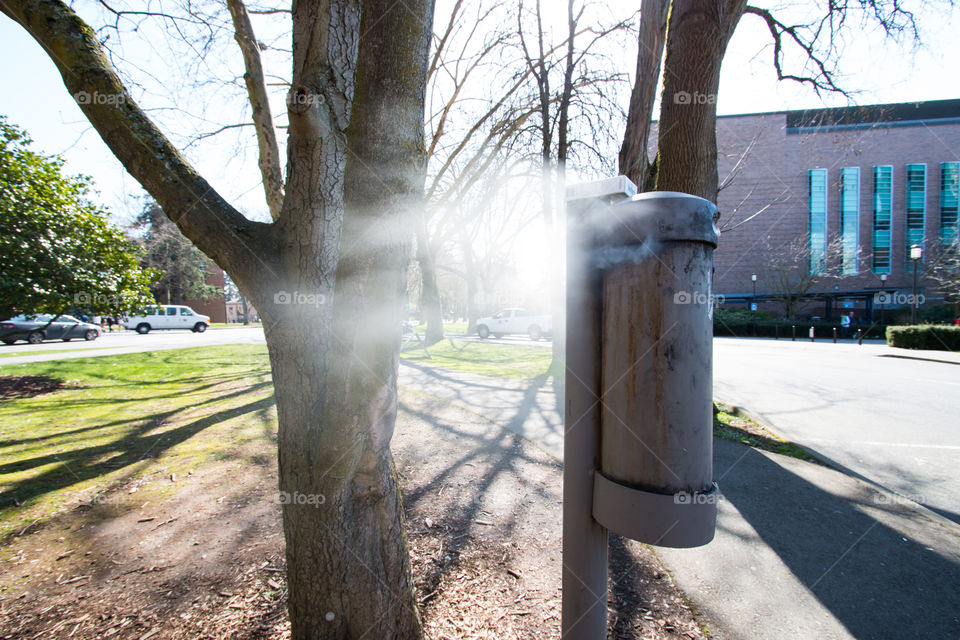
[618,0,669,190]
[271,1,433,637]
[655,0,746,202]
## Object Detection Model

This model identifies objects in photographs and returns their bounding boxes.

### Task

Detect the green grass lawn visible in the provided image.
[0,344,275,540]
[0,345,126,359]
[401,338,554,379]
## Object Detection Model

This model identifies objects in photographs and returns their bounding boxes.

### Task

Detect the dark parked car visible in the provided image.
[1,314,101,345]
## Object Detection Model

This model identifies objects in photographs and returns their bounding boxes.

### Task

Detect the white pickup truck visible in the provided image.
[476,308,552,341]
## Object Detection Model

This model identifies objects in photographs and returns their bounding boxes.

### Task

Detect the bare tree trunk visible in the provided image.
[416,215,444,345]
[619,0,669,190]
[2,1,434,638]
[656,0,746,202]
[457,224,481,334]
[240,296,250,325]
[271,2,432,637]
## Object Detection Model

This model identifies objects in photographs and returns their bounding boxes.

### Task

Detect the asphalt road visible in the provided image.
[0,326,267,365]
[713,338,960,524]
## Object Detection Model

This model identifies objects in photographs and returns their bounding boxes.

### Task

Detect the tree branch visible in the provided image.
[1,0,272,283]
[227,0,285,221]
[744,5,846,95]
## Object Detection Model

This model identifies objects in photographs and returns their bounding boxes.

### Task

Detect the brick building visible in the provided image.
[712,98,960,321]
[172,263,227,323]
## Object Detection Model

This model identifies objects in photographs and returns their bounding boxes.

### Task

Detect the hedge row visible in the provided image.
[886,325,960,351]
[713,320,888,340]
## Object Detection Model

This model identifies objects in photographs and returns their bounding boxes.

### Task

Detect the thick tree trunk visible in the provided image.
[268,1,432,637]
[619,0,669,190]
[656,0,746,202]
[265,311,419,638]
[2,1,433,638]
[416,215,444,345]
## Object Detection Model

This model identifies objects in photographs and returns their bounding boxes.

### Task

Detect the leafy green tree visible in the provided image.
[0,117,155,321]
[131,199,223,305]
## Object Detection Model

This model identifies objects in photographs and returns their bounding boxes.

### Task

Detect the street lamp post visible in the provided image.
[879,273,887,324]
[910,244,923,325]
[751,274,757,336]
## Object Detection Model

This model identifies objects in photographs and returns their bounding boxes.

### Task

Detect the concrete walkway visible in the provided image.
[398,360,960,640]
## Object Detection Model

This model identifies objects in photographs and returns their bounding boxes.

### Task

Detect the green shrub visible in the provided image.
[918,304,960,324]
[714,307,773,325]
[886,325,960,351]
[713,315,888,339]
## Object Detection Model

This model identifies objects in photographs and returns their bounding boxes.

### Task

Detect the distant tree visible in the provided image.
[926,240,960,315]
[0,117,155,321]
[224,271,252,325]
[131,199,223,305]
[762,236,845,321]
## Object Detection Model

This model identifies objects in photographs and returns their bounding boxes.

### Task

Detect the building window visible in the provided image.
[809,168,828,273]
[904,163,926,271]
[872,166,893,274]
[941,162,960,245]
[840,167,860,275]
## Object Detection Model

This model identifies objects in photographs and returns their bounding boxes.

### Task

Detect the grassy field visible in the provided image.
[401,338,555,378]
[0,345,275,540]
[0,338,553,541]
[0,346,126,359]
[0,338,811,553]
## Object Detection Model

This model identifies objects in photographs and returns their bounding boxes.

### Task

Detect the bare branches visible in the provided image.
[762,235,848,321]
[925,240,960,307]
[744,0,926,96]
[227,0,284,221]
[744,5,845,95]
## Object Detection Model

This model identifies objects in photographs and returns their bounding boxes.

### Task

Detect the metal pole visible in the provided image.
[563,182,631,640]
[833,327,837,343]
[792,325,796,341]
[912,259,919,325]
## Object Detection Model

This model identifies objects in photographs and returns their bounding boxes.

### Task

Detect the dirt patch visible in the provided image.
[0,389,709,639]
[0,376,67,400]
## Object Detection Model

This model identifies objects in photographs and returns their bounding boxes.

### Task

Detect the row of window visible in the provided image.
[808,162,960,274]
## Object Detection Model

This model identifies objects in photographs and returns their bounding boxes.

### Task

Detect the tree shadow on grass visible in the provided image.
[0,381,275,531]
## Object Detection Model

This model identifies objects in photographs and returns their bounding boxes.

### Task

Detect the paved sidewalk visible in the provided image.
[399,360,960,640]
